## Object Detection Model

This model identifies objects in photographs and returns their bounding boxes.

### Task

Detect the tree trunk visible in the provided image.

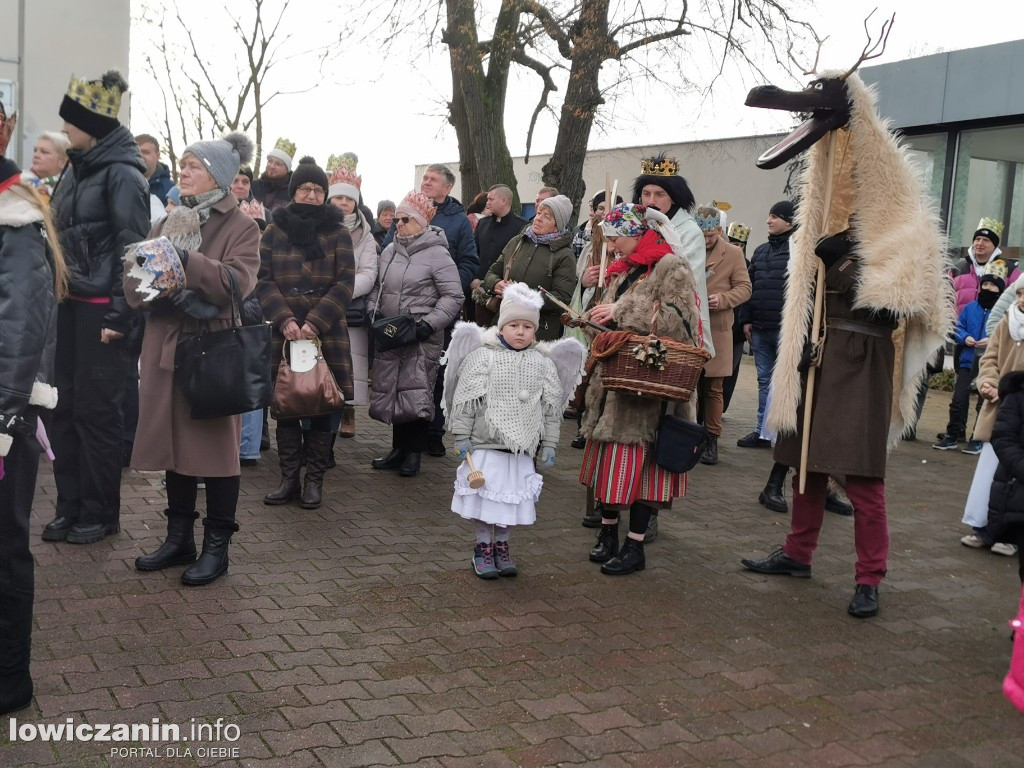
[541,0,611,219]
[445,0,521,209]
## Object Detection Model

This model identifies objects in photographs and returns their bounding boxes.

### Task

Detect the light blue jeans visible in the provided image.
[240,409,264,461]
[751,327,780,433]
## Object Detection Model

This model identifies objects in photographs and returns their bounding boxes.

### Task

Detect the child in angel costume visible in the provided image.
[442,283,585,579]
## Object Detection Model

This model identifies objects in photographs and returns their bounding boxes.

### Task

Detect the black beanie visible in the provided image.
[288,156,329,201]
[592,191,624,209]
[980,273,1006,292]
[973,227,1000,248]
[769,200,796,224]
[238,164,254,182]
[58,71,128,140]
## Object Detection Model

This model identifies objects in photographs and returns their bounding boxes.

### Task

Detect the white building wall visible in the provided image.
[418,134,791,247]
[0,0,131,166]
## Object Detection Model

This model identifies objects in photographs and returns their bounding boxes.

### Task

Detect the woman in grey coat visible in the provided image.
[367,191,463,477]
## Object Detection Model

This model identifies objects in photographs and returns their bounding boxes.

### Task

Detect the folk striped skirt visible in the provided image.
[579,439,686,507]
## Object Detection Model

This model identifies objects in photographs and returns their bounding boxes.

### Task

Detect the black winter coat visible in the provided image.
[0,190,58,425]
[737,230,793,330]
[51,124,150,333]
[988,371,1024,539]
[474,212,527,279]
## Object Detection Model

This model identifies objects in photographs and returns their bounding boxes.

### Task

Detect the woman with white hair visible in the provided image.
[24,130,70,201]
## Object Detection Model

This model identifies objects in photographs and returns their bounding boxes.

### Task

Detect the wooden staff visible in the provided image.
[539,287,612,332]
[598,172,611,290]
[798,130,838,494]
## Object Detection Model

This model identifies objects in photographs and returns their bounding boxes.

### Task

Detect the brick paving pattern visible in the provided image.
[3,360,1023,767]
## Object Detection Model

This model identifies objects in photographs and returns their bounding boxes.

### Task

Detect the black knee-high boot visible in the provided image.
[601,503,649,575]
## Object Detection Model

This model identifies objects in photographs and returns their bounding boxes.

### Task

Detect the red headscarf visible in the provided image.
[605,229,673,278]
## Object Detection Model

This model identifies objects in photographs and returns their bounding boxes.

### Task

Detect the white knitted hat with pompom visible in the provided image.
[497,282,544,329]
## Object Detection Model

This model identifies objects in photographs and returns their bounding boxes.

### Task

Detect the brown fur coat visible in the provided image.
[766,72,955,445]
[581,251,702,444]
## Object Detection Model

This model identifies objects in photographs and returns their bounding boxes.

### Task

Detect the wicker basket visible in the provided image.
[589,306,710,402]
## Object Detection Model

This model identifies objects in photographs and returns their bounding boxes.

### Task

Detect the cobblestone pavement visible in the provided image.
[4,359,1023,767]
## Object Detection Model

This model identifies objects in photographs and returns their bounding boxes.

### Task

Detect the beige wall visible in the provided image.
[0,0,131,166]
[418,134,791,248]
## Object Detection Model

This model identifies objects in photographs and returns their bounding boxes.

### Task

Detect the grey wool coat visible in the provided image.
[256,204,356,400]
[581,252,703,445]
[367,226,463,424]
[125,194,261,477]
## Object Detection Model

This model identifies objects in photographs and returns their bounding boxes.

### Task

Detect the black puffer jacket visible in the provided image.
[987,371,1024,540]
[737,229,793,330]
[0,189,58,424]
[51,124,150,333]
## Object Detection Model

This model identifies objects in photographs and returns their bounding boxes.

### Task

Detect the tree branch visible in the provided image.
[520,0,573,59]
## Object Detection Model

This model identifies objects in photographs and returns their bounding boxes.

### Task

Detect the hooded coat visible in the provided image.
[766,73,954,453]
[367,226,463,424]
[971,313,1024,443]
[347,210,379,405]
[951,249,1020,317]
[256,204,356,400]
[251,171,292,213]
[703,237,751,377]
[382,196,479,295]
[51,124,151,333]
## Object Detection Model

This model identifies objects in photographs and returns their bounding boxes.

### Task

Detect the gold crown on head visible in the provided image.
[66,74,123,117]
[978,217,1005,237]
[274,137,296,158]
[985,259,1009,281]
[727,222,750,243]
[640,154,679,177]
[330,166,362,190]
[327,152,358,173]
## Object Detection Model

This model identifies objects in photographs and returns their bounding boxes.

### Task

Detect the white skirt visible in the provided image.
[451,449,543,527]
[962,442,998,528]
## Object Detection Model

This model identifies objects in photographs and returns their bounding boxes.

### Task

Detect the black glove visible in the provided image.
[175,247,190,269]
[415,320,433,341]
[814,231,853,271]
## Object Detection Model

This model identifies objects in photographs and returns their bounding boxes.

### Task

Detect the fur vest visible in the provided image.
[766,72,955,445]
[582,251,702,444]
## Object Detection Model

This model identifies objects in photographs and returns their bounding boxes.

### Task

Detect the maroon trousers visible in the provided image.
[783,471,889,587]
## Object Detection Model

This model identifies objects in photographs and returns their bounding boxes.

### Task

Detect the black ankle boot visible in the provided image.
[589,523,619,562]
[399,451,421,477]
[181,520,238,586]
[0,675,32,716]
[700,434,719,465]
[601,537,645,575]
[759,463,789,513]
[264,426,303,505]
[372,447,405,470]
[135,510,199,571]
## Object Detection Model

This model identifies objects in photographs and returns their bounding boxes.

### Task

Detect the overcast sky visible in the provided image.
[130,0,1024,208]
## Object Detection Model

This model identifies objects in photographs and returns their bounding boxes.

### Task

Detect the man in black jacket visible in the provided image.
[473,185,525,285]
[44,71,150,545]
[736,200,795,448]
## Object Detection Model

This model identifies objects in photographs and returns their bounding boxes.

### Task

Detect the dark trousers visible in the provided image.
[280,415,333,433]
[429,324,455,439]
[722,337,745,413]
[0,429,40,707]
[394,419,429,452]
[946,363,982,440]
[122,356,140,466]
[166,471,240,526]
[51,302,128,526]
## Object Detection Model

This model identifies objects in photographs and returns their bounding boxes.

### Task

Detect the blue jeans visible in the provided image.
[240,409,264,460]
[751,327,780,433]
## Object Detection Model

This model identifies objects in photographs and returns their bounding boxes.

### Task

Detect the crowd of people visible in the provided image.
[3,67,1024,717]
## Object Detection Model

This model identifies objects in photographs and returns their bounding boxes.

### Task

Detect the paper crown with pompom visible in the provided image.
[64,71,126,117]
[985,259,1009,282]
[727,222,751,243]
[327,152,359,172]
[496,282,544,330]
[978,217,1005,238]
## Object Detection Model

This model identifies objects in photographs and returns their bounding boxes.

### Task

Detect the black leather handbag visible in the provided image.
[653,403,708,474]
[346,296,368,328]
[174,269,273,419]
[368,254,418,352]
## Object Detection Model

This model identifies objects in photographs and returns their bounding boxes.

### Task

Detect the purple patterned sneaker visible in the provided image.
[472,543,499,579]
[493,541,518,577]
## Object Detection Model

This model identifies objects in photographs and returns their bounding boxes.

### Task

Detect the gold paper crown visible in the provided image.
[640,154,679,176]
[327,152,358,173]
[65,74,123,118]
[273,137,296,158]
[329,166,362,190]
[978,217,1004,237]
[727,222,750,243]
[985,259,1009,281]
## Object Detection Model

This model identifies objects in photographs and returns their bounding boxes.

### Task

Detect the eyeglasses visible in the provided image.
[295,185,325,199]
[395,216,413,225]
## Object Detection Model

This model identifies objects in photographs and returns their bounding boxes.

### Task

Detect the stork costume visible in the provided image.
[740,72,954,617]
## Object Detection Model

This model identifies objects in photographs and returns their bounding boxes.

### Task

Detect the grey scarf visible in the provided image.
[161,188,227,251]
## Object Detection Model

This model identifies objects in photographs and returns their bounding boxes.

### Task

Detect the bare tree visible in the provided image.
[135,0,344,179]
[370,1,818,214]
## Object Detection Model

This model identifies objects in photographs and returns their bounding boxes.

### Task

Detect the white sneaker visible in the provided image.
[961,534,988,548]
[991,542,1018,557]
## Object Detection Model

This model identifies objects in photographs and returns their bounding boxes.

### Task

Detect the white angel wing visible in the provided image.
[441,321,485,418]
[537,336,587,411]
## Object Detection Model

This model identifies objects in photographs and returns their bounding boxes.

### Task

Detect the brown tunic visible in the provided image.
[774,255,896,478]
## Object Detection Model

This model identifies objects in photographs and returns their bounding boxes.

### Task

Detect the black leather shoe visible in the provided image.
[41,515,77,542]
[65,522,120,544]
[737,431,771,448]
[601,537,645,575]
[581,512,603,528]
[825,490,854,516]
[371,448,406,470]
[700,435,719,465]
[427,437,446,457]
[589,523,619,562]
[571,432,586,449]
[741,547,811,578]
[399,452,421,477]
[0,675,32,716]
[135,511,198,571]
[848,585,879,618]
[759,485,788,513]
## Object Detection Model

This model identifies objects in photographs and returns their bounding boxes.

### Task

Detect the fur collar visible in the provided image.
[766,72,955,443]
[272,203,343,245]
[0,190,44,228]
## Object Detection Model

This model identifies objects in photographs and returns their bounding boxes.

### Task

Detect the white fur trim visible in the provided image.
[0,191,44,227]
[29,381,58,409]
